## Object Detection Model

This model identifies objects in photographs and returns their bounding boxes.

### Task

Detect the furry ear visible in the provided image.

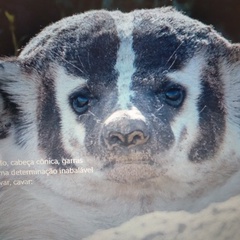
[0,60,20,139]
[0,93,11,139]
[221,44,240,128]
[0,59,38,139]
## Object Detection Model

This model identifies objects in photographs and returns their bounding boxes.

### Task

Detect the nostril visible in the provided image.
[109,132,125,145]
[131,135,142,144]
[127,131,149,147]
[110,136,120,144]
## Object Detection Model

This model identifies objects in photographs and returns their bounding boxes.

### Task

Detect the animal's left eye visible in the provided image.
[70,90,91,114]
[162,86,185,108]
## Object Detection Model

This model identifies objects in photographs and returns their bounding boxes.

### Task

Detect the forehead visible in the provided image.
[20,7,224,79]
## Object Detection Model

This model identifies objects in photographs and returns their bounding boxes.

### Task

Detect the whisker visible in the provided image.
[88,110,101,123]
[168,54,177,71]
[87,51,91,70]
[199,105,207,114]
[77,55,88,75]
[165,42,183,68]
[156,104,164,113]
[50,50,87,76]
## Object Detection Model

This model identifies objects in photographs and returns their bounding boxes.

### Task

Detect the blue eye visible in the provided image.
[164,88,185,108]
[71,95,89,114]
[165,88,182,100]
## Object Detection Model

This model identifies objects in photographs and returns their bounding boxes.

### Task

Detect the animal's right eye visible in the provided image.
[157,82,186,108]
[164,87,185,108]
[72,95,89,114]
[70,89,92,114]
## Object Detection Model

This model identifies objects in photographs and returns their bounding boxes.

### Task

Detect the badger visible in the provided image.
[0,7,240,239]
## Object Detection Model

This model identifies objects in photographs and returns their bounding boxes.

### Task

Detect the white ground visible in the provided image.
[85,194,240,240]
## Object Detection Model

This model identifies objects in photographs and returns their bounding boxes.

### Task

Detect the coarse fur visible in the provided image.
[0,7,240,239]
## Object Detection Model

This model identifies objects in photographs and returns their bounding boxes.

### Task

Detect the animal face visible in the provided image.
[0,7,240,200]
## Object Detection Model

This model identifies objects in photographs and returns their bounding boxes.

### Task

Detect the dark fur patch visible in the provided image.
[0,125,9,139]
[189,58,226,161]
[37,71,73,169]
[21,11,120,84]
[132,8,217,76]
[0,90,19,141]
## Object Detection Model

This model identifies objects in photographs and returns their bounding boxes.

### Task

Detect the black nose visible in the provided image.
[102,110,150,150]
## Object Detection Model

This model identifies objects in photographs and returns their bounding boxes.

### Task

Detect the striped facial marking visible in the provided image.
[112,12,135,109]
[189,58,226,161]
[33,11,121,168]
[168,53,226,162]
[54,67,87,158]
[167,54,204,149]
[37,69,72,166]
[20,8,228,173]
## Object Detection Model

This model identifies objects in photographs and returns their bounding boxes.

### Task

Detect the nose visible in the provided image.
[102,109,150,150]
[109,130,147,148]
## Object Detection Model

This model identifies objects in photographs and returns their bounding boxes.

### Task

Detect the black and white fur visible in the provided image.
[0,7,240,239]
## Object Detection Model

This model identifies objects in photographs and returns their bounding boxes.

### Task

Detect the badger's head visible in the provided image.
[1,8,240,201]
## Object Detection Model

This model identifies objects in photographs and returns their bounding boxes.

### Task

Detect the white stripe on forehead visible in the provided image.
[112,12,136,109]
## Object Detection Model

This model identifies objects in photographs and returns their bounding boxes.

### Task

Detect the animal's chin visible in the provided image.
[104,161,159,183]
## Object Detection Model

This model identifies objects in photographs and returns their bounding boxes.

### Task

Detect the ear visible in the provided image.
[221,44,240,128]
[0,59,38,139]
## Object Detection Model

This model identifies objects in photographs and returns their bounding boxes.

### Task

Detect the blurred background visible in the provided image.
[0,0,240,56]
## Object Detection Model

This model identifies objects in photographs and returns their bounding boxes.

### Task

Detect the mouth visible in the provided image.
[102,159,159,183]
[102,159,155,169]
